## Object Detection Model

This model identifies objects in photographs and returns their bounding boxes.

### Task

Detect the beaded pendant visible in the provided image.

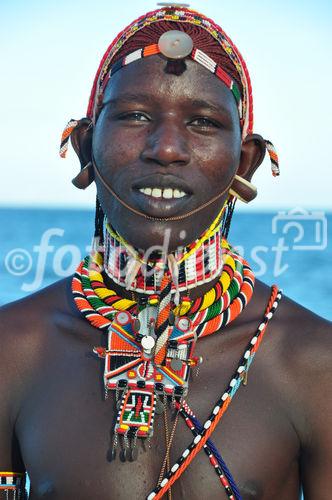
[93,306,201,458]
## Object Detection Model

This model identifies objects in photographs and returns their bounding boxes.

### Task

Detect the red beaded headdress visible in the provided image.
[60,6,279,177]
[87,6,253,139]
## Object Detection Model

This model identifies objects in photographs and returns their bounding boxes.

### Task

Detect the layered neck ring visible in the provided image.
[91,202,229,302]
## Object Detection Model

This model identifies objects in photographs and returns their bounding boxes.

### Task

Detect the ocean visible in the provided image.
[0,207,331,320]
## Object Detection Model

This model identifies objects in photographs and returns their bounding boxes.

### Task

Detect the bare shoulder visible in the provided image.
[254,280,332,446]
[254,279,331,360]
[0,277,78,392]
[269,284,332,375]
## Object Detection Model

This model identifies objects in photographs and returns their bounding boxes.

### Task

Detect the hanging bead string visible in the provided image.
[154,274,172,365]
[157,406,181,500]
[147,286,282,500]
[265,140,280,177]
[176,401,242,500]
[221,197,237,240]
[59,119,78,158]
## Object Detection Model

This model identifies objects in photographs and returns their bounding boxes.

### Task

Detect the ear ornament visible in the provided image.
[229,175,257,204]
[71,161,94,190]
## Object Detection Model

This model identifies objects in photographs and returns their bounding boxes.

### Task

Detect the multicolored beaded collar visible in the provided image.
[101,203,227,300]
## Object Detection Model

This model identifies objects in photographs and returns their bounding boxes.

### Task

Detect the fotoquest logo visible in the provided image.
[2,208,329,292]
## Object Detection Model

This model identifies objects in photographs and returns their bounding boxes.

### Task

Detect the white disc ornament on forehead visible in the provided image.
[158,30,193,59]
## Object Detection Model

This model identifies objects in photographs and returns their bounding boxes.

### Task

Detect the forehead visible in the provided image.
[102,55,239,117]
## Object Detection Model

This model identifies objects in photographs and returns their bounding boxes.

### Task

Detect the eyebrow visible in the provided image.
[102,93,152,107]
[190,99,231,116]
[102,94,231,116]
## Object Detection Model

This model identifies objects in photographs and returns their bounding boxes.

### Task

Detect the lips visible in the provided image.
[131,173,193,218]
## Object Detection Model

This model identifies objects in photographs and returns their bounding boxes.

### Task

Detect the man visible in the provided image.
[1,5,331,499]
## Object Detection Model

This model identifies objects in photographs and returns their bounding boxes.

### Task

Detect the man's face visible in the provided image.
[93,55,242,251]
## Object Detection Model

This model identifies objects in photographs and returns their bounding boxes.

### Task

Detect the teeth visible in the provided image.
[140,187,152,196]
[152,188,162,198]
[139,187,187,199]
[163,188,173,199]
[173,189,184,198]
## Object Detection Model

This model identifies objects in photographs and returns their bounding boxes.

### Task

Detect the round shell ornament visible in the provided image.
[141,335,156,350]
[158,30,194,59]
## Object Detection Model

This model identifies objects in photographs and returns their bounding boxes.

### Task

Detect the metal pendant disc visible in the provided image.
[158,30,193,59]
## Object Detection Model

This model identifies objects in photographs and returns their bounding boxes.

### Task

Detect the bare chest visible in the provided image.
[16,331,300,500]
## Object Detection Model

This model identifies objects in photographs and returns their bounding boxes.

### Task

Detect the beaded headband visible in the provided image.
[102,34,242,118]
[87,6,253,138]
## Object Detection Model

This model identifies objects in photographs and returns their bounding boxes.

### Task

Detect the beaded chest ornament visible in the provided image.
[73,203,255,462]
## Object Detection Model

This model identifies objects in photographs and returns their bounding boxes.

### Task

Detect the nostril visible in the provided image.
[141,144,190,167]
[141,125,190,167]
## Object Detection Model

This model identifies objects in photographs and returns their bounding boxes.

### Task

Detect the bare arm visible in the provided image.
[0,306,27,473]
[296,320,332,499]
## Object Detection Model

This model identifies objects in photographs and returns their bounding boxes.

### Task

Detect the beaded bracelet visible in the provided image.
[0,472,26,500]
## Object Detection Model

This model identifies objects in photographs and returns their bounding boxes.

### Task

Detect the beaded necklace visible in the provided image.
[72,231,254,444]
[104,221,224,295]
[72,250,281,498]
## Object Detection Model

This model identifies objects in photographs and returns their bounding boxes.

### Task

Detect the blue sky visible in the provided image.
[1,0,331,210]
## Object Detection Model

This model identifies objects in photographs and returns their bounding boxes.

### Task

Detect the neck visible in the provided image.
[104,222,224,293]
[91,201,230,305]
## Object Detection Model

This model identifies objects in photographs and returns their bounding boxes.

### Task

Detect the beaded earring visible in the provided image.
[94,196,105,244]
[221,196,237,239]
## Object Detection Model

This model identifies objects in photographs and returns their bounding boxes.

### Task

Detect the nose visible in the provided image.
[141,120,190,167]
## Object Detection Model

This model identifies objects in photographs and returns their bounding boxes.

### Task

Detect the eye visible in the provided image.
[118,112,150,122]
[189,117,221,129]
